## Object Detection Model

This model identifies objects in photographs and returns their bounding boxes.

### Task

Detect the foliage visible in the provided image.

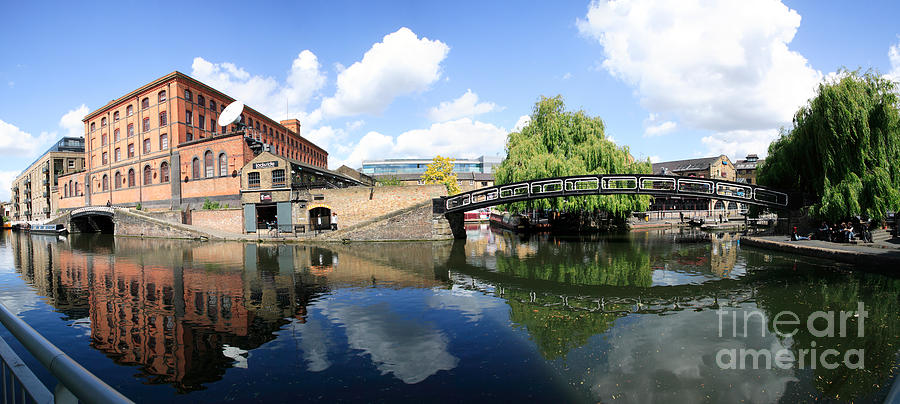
[421,155,461,195]
[495,95,652,218]
[202,198,222,210]
[135,203,142,211]
[758,70,900,221]
[377,176,403,186]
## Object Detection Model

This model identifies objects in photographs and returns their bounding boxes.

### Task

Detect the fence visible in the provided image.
[0,303,132,404]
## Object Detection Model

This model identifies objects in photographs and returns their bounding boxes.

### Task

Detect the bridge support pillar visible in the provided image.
[432,198,466,240]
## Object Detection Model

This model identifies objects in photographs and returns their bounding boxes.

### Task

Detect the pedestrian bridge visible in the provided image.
[442,174,792,214]
[69,206,116,233]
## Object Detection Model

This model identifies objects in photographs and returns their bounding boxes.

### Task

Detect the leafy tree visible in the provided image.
[758,70,900,221]
[377,176,403,186]
[421,155,461,195]
[495,95,651,219]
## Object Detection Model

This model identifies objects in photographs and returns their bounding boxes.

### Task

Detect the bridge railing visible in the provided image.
[0,303,133,404]
[445,174,790,213]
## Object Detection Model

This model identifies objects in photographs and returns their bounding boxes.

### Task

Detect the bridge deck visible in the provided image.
[443,174,791,213]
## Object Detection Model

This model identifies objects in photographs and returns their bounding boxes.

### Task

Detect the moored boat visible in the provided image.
[27,224,69,235]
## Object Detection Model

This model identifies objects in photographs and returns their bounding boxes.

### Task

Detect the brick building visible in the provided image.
[10,137,85,221]
[650,155,740,212]
[734,154,764,185]
[58,71,328,211]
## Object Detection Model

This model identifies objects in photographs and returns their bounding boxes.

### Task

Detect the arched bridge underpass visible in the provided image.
[69,207,115,234]
[441,174,794,214]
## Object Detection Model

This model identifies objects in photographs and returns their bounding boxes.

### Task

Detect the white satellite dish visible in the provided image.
[218,100,244,127]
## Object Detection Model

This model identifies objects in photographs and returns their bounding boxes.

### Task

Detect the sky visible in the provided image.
[1,0,899,200]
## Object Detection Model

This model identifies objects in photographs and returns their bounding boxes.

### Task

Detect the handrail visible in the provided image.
[0,303,133,404]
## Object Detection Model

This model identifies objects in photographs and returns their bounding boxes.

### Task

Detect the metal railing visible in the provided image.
[0,303,133,404]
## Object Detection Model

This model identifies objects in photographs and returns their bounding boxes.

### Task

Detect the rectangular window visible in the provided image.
[115,148,121,162]
[248,172,260,188]
[221,125,225,134]
[142,117,150,133]
[159,111,167,126]
[143,138,151,154]
[160,133,168,150]
[186,110,192,126]
[68,160,75,169]
[101,134,108,145]
[127,143,134,158]
[199,114,205,130]
[127,124,133,138]
[210,118,215,133]
[186,132,193,142]
[102,152,108,165]
[272,169,285,186]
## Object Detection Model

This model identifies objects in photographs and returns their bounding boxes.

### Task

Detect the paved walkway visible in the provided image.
[740,235,900,271]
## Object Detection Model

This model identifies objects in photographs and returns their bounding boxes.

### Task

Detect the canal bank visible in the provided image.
[740,235,900,271]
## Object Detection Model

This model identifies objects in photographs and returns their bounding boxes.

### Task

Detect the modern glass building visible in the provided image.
[361,156,501,175]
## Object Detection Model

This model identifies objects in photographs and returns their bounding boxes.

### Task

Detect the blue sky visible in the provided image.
[1,0,898,200]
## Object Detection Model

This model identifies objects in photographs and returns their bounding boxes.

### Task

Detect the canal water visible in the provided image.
[0,227,897,402]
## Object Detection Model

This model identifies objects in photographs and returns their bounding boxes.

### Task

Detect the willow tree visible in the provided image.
[494,95,651,218]
[758,70,900,221]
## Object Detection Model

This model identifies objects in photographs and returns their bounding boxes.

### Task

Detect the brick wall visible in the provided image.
[299,184,446,230]
[192,208,243,234]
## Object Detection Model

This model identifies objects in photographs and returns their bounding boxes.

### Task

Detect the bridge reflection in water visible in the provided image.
[3,229,899,402]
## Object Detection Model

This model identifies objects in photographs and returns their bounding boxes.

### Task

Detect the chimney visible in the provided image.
[280,119,301,135]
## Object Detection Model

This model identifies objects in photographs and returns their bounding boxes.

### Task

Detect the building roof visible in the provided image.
[734,154,765,170]
[82,71,327,154]
[372,172,495,181]
[362,155,501,165]
[17,137,85,177]
[651,156,724,175]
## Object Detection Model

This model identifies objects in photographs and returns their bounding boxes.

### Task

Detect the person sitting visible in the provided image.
[816,222,830,241]
[791,226,810,241]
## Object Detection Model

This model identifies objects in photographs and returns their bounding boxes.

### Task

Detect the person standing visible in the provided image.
[332,213,338,231]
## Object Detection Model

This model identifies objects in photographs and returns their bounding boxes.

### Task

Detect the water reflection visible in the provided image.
[2,228,898,402]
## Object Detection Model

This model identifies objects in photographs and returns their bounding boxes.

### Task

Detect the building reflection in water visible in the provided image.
[8,233,446,391]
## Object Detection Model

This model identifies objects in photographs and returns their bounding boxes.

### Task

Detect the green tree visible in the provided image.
[758,70,900,221]
[421,155,461,195]
[495,95,651,218]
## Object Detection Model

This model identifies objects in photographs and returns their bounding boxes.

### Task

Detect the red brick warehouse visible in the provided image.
[58,71,328,210]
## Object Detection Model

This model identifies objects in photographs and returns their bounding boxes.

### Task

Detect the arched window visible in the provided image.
[90,122,95,132]
[127,123,134,137]
[198,94,205,106]
[113,111,120,122]
[68,180,73,197]
[101,133,108,145]
[184,89,192,101]
[160,161,169,183]
[204,150,214,177]
[144,165,152,185]
[218,153,227,176]
[74,181,80,196]
[127,169,135,187]
[158,90,166,103]
[126,105,134,116]
[247,117,253,128]
[64,183,68,198]
[114,171,122,189]
[209,99,216,110]
[101,117,107,127]
[192,157,200,179]
[159,133,168,150]
[141,97,149,109]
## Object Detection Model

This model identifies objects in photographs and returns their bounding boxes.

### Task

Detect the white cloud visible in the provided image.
[889,39,900,82]
[427,89,498,122]
[644,121,676,137]
[321,27,450,117]
[0,170,19,201]
[59,104,89,138]
[648,155,660,163]
[562,72,573,80]
[337,118,508,168]
[191,50,326,123]
[701,129,779,159]
[578,0,822,156]
[512,115,531,132]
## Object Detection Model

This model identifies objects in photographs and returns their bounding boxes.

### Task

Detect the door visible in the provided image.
[244,203,256,233]
[276,202,292,232]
